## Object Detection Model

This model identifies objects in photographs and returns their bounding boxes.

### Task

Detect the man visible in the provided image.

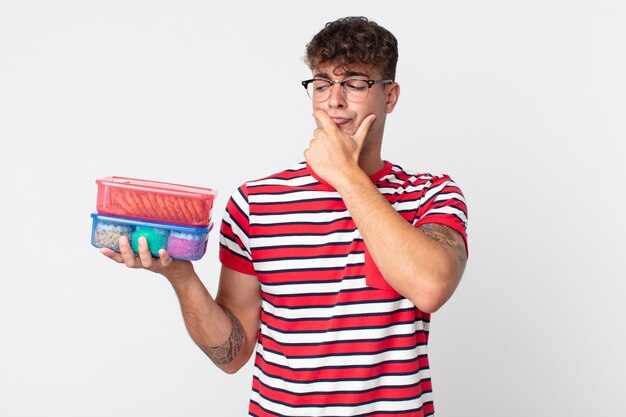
[103,16,468,417]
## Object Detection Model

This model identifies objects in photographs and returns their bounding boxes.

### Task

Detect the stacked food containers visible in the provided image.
[90,176,217,261]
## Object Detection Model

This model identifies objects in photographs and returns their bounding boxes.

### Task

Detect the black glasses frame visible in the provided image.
[301,78,394,92]
[301,78,394,102]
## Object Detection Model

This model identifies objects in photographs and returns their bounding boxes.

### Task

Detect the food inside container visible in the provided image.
[91,213,212,261]
[92,223,133,252]
[167,231,207,260]
[131,226,170,256]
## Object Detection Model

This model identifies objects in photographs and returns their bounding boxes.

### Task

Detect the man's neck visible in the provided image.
[359,154,385,177]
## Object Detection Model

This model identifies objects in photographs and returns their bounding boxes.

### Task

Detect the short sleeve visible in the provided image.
[219,184,256,275]
[413,175,469,254]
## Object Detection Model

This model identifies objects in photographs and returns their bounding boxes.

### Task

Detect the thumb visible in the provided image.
[353,114,376,149]
[312,109,335,130]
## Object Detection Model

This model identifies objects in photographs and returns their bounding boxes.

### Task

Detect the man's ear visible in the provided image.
[385,83,400,114]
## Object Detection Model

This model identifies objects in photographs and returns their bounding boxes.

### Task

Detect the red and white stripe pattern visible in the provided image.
[219,161,468,417]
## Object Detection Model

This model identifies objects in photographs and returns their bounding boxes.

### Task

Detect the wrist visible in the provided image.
[334,167,371,196]
[166,267,201,292]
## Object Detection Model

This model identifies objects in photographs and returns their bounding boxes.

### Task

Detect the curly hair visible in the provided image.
[305,16,398,80]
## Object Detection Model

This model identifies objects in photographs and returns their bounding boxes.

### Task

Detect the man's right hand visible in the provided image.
[100,235,195,283]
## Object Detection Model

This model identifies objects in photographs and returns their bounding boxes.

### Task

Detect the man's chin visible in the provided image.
[338,124,356,136]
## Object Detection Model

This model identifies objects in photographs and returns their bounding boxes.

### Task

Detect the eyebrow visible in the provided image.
[313,70,369,79]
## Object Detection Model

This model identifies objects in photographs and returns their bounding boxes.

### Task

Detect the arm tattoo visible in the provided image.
[199,305,245,365]
[419,223,468,266]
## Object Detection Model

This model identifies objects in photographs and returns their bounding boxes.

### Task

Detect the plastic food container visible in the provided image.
[96,176,217,227]
[91,213,213,261]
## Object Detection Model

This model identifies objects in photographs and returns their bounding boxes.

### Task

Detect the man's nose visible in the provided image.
[327,83,347,107]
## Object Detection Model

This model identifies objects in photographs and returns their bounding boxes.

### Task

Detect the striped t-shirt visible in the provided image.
[219,161,468,417]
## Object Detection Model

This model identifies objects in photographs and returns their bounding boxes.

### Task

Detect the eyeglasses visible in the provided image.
[301,78,394,103]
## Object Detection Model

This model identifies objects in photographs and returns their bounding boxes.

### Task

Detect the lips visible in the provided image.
[330,117,350,125]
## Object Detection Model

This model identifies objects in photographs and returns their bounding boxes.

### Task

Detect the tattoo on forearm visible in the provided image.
[419,223,468,266]
[199,305,245,365]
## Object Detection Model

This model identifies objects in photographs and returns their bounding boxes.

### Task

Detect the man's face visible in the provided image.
[310,63,399,139]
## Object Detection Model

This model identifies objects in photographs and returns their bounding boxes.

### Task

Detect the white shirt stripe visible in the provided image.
[252,190,340,204]
[251,230,361,248]
[258,343,428,369]
[251,391,434,417]
[261,299,416,320]
[261,277,367,296]
[254,252,363,272]
[260,321,422,345]
[250,210,350,225]
[253,365,431,394]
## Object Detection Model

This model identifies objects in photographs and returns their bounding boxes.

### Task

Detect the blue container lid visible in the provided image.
[91,213,213,234]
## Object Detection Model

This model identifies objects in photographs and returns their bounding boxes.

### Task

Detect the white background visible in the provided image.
[1,1,624,416]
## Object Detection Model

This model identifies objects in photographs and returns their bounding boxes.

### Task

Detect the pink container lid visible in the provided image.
[96,176,218,227]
